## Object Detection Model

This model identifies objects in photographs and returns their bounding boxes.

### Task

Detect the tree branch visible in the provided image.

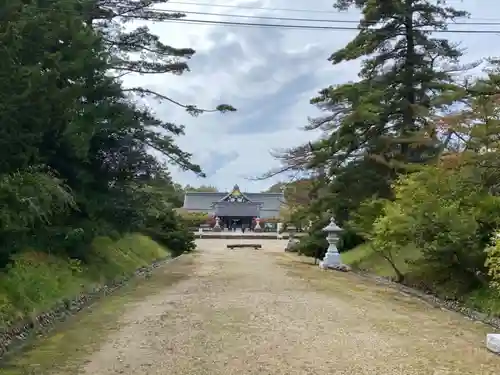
[123,87,236,116]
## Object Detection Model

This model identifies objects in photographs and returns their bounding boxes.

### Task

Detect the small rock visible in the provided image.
[323,263,351,272]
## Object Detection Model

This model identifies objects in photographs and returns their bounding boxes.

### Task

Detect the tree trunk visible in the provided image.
[401,0,416,159]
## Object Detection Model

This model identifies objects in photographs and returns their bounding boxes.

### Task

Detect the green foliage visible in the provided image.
[0,234,171,328]
[328,158,394,226]
[0,0,232,329]
[178,211,210,228]
[265,0,500,314]
[369,166,500,293]
[142,211,196,257]
[296,216,329,258]
[1,253,84,318]
[485,232,500,291]
[349,197,387,239]
[0,0,234,270]
[341,242,421,279]
[0,168,75,231]
[184,185,218,192]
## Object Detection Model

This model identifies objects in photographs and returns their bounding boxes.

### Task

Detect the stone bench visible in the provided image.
[226,244,262,250]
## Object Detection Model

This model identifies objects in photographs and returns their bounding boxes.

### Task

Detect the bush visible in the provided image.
[142,210,196,256]
[178,211,210,228]
[486,231,500,291]
[370,166,500,295]
[295,216,329,258]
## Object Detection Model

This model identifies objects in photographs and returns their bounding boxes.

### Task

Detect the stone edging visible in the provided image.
[353,270,500,330]
[0,255,180,360]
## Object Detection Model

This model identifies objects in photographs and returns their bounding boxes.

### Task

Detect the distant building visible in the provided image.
[182,184,284,228]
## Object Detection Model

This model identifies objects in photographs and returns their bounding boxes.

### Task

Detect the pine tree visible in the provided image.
[310,0,469,170]
[83,0,236,116]
[266,0,473,251]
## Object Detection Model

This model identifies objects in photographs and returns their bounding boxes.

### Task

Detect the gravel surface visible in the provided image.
[77,239,500,375]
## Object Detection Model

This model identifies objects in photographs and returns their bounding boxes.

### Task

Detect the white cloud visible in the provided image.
[123,0,500,192]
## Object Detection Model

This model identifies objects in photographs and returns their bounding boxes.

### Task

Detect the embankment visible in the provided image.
[0,233,175,359]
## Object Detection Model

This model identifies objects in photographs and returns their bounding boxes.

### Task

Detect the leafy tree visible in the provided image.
[266,179,315,226]
[485,232,500,292]
[371,166,500,293]
[184,185,219,192]
[264,182,286,193]
[0,0,235,268]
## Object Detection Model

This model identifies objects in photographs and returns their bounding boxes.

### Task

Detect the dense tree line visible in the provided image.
[0,0,234,268]
[271,0,500,307]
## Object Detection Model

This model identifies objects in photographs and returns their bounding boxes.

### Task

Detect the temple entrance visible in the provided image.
[221,216,253,231]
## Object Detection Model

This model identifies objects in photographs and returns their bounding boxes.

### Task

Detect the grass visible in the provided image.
[0,234,173,327]
[464,288,500,316]
[340,243,500,317]
[1,253,197,375]
[275,252,434,306]
[340,242,422,278]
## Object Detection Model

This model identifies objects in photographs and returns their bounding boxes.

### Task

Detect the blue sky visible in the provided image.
[124,0,500,192]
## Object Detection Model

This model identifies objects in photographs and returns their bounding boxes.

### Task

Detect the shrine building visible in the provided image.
[182,184,284,229]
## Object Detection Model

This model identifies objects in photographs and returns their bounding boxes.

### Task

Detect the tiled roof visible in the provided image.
[183,190,284,217]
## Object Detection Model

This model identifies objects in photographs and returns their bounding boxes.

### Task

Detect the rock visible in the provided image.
[323,263,351,272]
[486,333,500,354]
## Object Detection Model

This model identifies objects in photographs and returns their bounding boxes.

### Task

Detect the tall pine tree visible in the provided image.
[309,0,469,171]
[267,0,471,249]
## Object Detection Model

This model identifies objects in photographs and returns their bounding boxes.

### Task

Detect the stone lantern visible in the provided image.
[285,224,298,252]
[254,217,262,232]
[213,216,221,232]
[319,217,343,269]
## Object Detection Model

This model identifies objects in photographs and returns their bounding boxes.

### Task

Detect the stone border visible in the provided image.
[352,269,500,330]
[0,255,179,360]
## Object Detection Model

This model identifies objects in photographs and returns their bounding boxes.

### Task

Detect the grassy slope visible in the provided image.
[1,253,197,375]
[0,233,171,327]
[341,243,500,316]
[341,243,421,278]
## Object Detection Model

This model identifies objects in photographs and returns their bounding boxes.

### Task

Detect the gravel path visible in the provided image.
[78,239,500,375]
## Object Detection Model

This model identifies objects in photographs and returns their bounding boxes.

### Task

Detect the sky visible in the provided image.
[123,0,500,193]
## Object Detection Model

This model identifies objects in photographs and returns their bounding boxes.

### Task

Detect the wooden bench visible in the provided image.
[227,244,262,250]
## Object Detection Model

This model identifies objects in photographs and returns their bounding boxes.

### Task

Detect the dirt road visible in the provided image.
[7,239,500,374]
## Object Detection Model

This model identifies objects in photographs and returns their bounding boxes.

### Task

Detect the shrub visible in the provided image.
[295,216,329,258]
[370,166,500,295]
[486,231,500,291]
[178,211,210,228]
[142,210,195,256]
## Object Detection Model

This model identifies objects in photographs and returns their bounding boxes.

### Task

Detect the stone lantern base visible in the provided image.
[319,262,351,272]
[319,251,342,269]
